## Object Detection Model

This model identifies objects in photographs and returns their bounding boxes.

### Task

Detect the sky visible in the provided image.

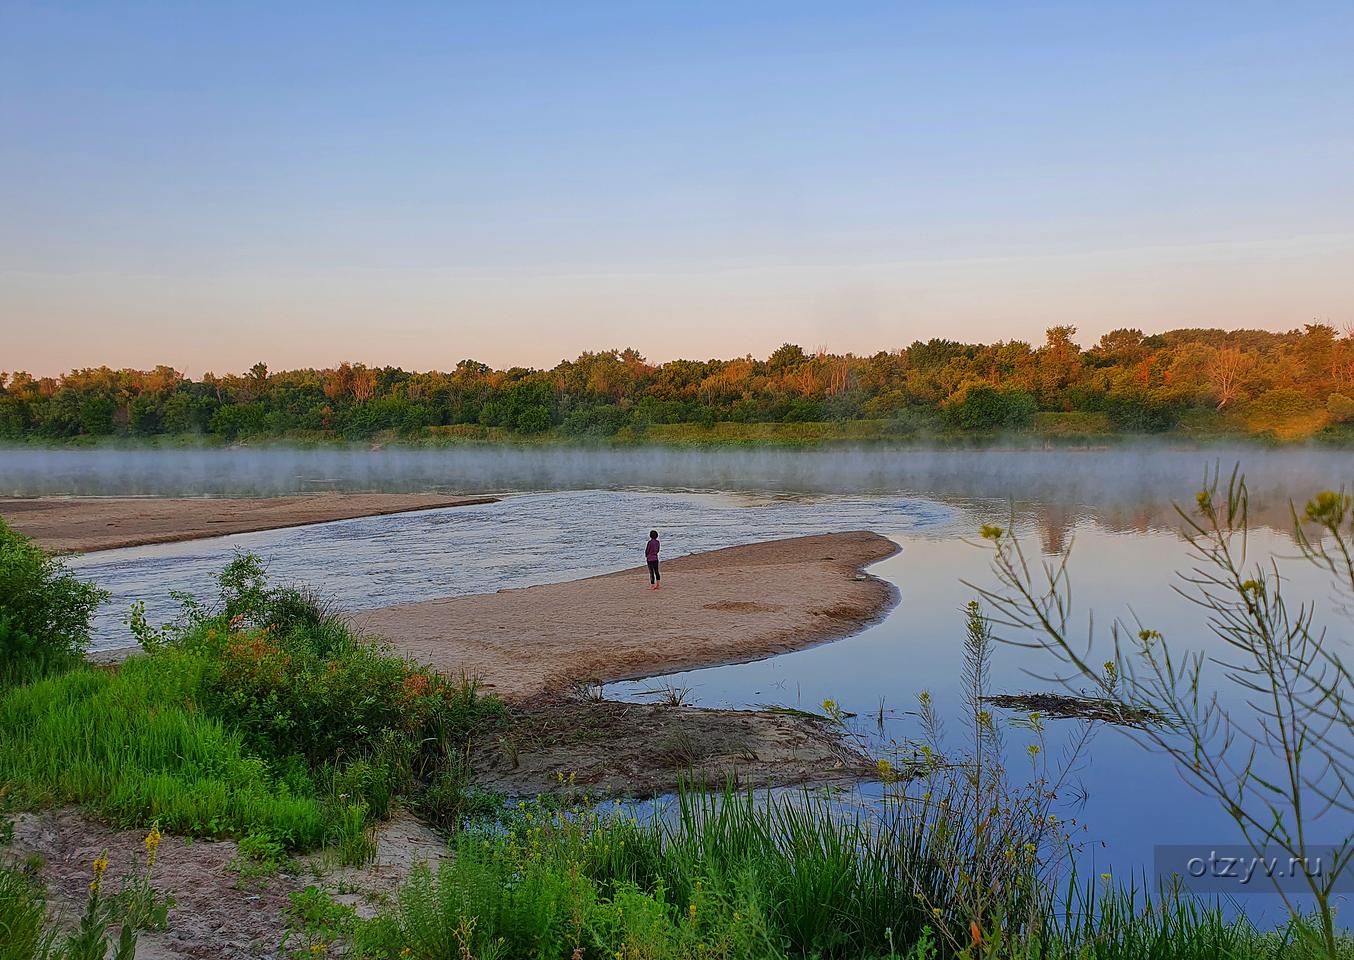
[2,1,1353,377]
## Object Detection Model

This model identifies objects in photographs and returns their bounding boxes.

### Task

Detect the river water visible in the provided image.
[8,446,1353,921]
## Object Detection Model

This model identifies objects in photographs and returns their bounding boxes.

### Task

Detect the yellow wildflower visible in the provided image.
[90,852,109,895]
[144,824,163,866]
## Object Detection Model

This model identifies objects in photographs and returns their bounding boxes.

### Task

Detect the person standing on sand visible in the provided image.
[645,529,661,589]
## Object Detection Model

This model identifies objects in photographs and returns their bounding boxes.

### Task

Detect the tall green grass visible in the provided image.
[341,786,1351,960]
[0,864,53,960]
[0,650,328,846]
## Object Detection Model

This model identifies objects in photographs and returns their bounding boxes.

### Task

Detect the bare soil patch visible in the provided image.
[354,531,898,701]
[1,808,450,960]
[475,696,872,798]
[1,493,498,554]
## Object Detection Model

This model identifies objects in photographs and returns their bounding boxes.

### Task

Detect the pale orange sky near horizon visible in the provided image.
[7,232,1352,378]
[4,3,1352,379]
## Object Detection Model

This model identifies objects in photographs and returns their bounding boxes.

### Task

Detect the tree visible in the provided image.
[1205,347,1250,409]
[768,343,807,371]
[1034,325,1082,407]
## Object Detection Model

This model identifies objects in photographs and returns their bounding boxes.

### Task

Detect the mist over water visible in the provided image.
[4,445,1354,514]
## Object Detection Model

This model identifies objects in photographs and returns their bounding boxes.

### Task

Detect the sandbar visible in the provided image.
[354,530,898,700]
[1,493,498,553]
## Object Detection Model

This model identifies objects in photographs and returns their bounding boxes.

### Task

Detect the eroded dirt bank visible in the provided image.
[0,493,498,553]
[354,530,899,701]
[476,696,872,798]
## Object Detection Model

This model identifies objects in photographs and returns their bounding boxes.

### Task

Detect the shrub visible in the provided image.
[2,552,503,860]
[1327,393,1354,423]
[946,386,1037,431]
[0,519,107,686]
[145,553,505,776]
[1104,393,1180,433]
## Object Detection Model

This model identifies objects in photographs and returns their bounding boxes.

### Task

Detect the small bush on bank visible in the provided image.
[0,518,107,686]
[139,553,505,808]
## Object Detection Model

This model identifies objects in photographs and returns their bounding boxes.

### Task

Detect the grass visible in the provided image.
[0,651,329,846]
[288,785,1352,960]
[0,864,51,960]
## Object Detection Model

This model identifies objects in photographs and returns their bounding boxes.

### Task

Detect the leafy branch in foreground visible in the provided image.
[969,468,1353,957]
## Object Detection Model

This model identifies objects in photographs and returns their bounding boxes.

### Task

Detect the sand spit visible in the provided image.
[0,493,498,553]
[354,531,899,701]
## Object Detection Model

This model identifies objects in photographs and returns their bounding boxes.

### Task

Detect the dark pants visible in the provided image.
[647,560,660,583]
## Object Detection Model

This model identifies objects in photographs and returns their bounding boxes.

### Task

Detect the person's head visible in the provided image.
[649,530,658,539]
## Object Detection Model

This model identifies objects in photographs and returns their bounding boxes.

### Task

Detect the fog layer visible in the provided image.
[4,445,1352,512]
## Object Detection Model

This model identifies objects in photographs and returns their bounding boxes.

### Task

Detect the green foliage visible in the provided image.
[946,386,1037,431]
[142,552,504,775]
[1,553,503,859]
[1327,393,1354,423]
[0,519,107,686]
[411,764,504,831]
[0,652,329,844]
[1247,387,1319,419]
[1105,393,1180,433]
[0,838,171,960]
[281,885,359,959]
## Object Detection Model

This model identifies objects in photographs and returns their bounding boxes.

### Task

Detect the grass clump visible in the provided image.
[0,863,51,960]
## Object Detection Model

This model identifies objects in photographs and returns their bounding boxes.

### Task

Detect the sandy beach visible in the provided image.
[0,493,499,553]
[354,530,898,700]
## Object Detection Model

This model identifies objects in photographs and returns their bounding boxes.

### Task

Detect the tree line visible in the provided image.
[5,324,1354,443]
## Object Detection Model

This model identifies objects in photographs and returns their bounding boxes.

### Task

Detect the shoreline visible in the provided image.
[353,530,900,700]
[0,493,500,554]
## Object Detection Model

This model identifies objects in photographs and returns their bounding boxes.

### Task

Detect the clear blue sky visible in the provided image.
[3,1,1352,375]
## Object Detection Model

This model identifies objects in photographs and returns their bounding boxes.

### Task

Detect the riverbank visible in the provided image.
[352,530,899,700]
[0,493,498,553]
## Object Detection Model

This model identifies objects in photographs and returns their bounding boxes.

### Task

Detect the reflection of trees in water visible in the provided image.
[938,495,1308,549]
